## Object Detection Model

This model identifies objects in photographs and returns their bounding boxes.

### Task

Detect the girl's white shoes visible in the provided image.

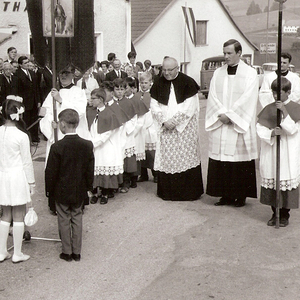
[12,253,30,263]
[0,252,12,262]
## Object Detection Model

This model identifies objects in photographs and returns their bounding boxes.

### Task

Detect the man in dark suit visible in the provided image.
[39,63,53,103]
[16,56,41,142]
[45,109,94,262]
[105,59,128,81]
[0,62,18,104]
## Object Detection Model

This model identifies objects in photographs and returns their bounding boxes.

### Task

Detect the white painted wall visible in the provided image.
[0,0,130,65]
[134,0,255,84]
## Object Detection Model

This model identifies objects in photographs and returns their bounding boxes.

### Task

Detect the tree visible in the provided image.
[246,1,262,15]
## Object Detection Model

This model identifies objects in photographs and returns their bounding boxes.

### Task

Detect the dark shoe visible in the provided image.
[50,210,57,216]
[71,253,81,261]
[100,195,108,205]
[90,196,98,204]
[120,187,129,193]
[214,197,231,206]
[59,253,72,262]
[153,176,158,183]
[108,192,115,198]
[32,138,40,143]
[280,218,289,227]
[130,182,137,188]
[235,198,246,207]
[267,215,276,226]
[137,176,148,182]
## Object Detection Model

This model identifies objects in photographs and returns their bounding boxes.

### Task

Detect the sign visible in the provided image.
[260,43,276,54]
[43,0,74,37]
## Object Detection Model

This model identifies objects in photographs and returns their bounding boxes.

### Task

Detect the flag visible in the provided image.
[182,6,196,46]
[26,0,94,74]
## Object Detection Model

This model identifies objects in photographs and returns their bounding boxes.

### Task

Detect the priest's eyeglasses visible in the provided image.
[162,66,178,73]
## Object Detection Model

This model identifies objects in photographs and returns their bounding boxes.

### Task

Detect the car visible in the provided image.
[262,62,296,75]
[200,55,226,98]
[200,55,262,98]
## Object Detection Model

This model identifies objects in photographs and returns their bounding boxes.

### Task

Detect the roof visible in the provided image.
[131,0,173,42]
[0,32,12,46]
[131,0,258,51]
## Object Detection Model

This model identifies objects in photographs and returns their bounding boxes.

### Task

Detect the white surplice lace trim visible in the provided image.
[261,175,300,191]
[94,165,123,176]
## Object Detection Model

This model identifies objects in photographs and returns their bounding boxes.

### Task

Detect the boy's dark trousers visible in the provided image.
[55,202,83,255]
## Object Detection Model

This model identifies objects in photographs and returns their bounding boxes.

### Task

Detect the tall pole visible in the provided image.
[275,0,287,229]
[183,2,187,74]
[266,0,270,62]
[51,0,58,142]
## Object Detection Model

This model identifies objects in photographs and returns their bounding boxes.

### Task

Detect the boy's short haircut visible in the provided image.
[281,52,292,63]
[140,72,152,82]
[58,109,79,128]
[7,47,16,54]
[127,51,136,59]
[90,88,106,101]
[107,52,116,61]
[113,78,126,88]
[101,81,114,92]
[124,77,137,88]
[271,77,291,93]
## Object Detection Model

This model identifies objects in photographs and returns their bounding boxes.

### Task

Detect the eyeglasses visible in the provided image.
[162,66,178,73]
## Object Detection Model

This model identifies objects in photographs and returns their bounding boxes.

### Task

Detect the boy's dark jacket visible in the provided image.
[45,134,94,206]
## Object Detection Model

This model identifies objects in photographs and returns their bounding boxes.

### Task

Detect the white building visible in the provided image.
[132,0,258,83]
[0,0,131,64]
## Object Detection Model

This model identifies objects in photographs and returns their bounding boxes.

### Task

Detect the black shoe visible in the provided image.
[59,253,72,262]
[32,138,40,143]
[108,192,115,198]
[100,195,108,205]
[130,182,137,188]
[214,197,231,206]
[267,215,276,226]
[234,198,246,207]
[50,210,57,216]
[280,218,289,227]
[90,196,98,204]
[137,176,148,182]
[153,176,158,183]
[71,253,81,261]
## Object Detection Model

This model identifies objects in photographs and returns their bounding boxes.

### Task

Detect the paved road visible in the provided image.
[1,99,300,300]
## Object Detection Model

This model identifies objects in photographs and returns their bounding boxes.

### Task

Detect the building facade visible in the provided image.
[0,0,131,64]
[132,0,258,84]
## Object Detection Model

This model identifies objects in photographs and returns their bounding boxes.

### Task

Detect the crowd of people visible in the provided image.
[1,38,300,263]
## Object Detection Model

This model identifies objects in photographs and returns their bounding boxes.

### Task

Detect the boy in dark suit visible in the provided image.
[45,109,94,262]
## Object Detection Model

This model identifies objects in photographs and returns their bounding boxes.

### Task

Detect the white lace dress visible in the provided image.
[0,126,35,206]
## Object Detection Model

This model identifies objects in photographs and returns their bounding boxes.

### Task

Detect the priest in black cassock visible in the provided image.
[150,56,203,201]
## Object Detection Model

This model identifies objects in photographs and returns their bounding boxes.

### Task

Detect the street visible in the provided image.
[1,99,300,300]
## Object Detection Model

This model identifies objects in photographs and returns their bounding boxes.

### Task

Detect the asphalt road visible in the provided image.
[1,99,300,300]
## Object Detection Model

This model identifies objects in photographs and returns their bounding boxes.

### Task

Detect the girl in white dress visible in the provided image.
[0,96,35,263]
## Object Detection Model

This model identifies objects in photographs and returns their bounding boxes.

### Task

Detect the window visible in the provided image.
[196,21,207,46]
